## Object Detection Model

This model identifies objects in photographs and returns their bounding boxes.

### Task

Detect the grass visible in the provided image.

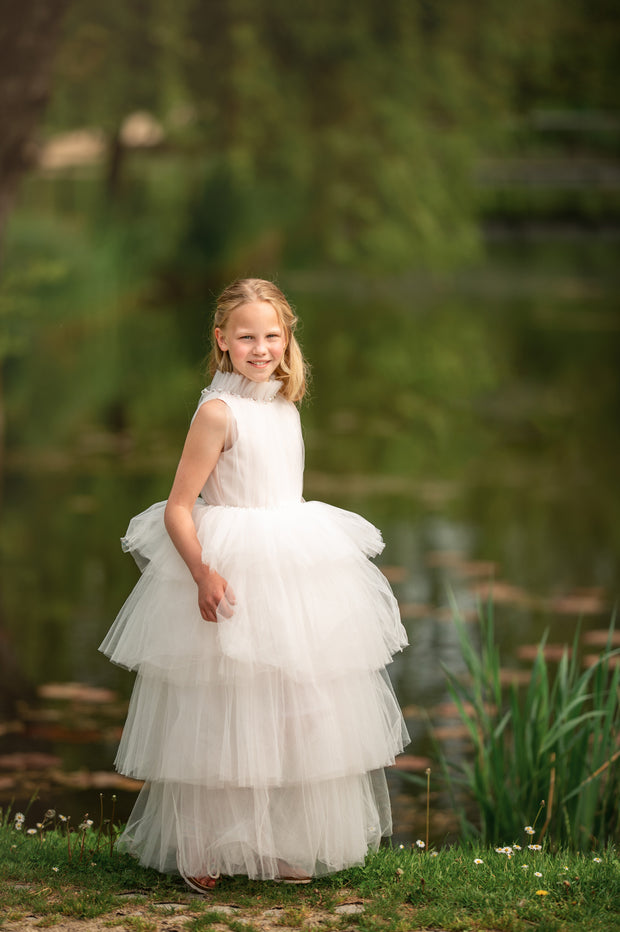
[429,600,620,848]
[1,812,620,931]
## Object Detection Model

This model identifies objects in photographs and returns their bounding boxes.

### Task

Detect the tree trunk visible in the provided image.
[0,0,69,464]
[106,127,126,201]
[0,0,69,716]
[0,0,70,267]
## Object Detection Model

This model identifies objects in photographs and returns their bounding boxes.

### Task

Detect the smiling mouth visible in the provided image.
[249,361,270,367]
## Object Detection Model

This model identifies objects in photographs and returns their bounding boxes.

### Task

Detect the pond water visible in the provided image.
[1,222,618,843]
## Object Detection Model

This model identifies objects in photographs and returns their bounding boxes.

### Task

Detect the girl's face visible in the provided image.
[215,301,286,383]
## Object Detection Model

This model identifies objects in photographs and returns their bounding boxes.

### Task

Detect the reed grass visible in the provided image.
[435,599,620,848]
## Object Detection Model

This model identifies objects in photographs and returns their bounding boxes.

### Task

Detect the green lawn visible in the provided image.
[1,816,619,931]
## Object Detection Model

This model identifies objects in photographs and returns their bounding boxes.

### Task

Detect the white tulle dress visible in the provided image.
[100,370,409,881]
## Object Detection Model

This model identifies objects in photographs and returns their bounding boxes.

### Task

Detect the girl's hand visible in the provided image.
[196,565,236,622]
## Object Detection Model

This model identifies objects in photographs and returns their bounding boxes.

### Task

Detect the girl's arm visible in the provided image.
[164,399,235,622]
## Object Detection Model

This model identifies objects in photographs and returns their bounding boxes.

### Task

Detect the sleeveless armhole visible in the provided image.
[191,394,238,451]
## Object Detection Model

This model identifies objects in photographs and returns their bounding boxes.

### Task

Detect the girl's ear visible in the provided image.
[215,327,228,352]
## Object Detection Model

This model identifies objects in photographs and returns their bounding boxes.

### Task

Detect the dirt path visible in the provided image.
[1,896,378,932]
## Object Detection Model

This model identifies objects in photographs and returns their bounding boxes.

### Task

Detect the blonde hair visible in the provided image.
[208,279,308,402]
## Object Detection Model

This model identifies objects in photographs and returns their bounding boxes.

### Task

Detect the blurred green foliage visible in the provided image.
[39,0,619,273]
[1,0,617,492]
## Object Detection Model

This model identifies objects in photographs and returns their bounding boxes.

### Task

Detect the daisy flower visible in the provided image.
[474,858,484,864]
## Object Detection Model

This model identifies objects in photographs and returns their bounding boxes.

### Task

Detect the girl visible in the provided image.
[100,279,409,891]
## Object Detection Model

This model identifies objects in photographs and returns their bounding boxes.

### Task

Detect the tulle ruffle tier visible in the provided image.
[119,770,392,879]
[100,499,408,681]
[114,666,406,786]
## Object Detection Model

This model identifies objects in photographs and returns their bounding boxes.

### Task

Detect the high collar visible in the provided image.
[206,369,283,403]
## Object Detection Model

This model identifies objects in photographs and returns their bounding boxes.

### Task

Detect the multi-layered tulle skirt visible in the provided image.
[100,498,409,880]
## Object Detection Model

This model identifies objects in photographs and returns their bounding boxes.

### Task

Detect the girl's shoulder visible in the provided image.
[190,394,230,431]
